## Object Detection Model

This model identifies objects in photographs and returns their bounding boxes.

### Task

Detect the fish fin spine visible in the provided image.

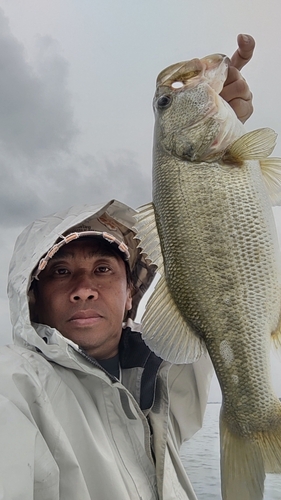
[223,128,278,165]
[134,202,205,363]
[271,311,281,352]
[260,157,281,205]
[220,403,281,500]
[141,271,205,363]
[220,409,265,500]
[133,202,164,270]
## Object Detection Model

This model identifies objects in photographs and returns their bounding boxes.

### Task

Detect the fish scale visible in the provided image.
[155,158,280,417]
[134,53,281,499]
[155,159,279,328]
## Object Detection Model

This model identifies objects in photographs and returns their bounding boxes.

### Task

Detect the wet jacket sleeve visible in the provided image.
[0,394,59,500]
[167,354,214,447]
[0,346,61,500]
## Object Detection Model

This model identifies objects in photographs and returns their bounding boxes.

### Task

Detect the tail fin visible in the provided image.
[220,404,281,500]
[220,409,265,500]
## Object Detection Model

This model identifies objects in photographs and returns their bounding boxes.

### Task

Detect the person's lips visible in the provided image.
[68,310,103,327]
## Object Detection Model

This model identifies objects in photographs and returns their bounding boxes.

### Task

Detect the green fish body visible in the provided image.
[135,54,281,500]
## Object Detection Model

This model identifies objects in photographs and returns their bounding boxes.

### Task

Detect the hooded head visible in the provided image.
[8,200,156,362]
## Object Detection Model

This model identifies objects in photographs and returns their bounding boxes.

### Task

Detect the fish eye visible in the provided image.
[157,95,172,109]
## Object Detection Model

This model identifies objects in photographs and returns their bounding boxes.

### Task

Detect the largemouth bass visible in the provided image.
[134,54,281,500]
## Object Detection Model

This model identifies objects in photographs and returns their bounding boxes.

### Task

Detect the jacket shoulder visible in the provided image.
[0,344,62,401]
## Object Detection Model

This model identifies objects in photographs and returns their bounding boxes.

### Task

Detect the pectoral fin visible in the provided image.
[134,202,205,364]
[223,128,277,165]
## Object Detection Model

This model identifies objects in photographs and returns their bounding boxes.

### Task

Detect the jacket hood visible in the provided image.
[8,200,156,360]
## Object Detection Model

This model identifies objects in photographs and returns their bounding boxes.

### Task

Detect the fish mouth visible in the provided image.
[156,54,230,94]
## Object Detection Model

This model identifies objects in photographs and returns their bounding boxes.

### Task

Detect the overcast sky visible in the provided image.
[0,0,280,400]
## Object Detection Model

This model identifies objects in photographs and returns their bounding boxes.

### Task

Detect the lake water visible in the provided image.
[180,403,281,500]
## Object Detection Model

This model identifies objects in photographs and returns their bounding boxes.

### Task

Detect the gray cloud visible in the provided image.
[0,5,152,348]
[0,8,151,231]
[0,156,48,225]
[0,10,77,156]
[0,146,151,229]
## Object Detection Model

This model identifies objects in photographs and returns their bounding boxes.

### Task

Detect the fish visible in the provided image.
[134,53,281,500]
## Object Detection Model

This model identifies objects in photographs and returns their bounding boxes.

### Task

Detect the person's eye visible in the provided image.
[95,266,111,274]
[53,268,70,276]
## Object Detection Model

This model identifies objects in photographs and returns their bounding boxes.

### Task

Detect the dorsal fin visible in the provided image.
[134,202,206,364]
[260,157,281,206]
[221,128,281,204]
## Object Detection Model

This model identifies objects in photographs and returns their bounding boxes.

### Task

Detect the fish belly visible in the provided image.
[153,153,281,425]
[153,153,281,498]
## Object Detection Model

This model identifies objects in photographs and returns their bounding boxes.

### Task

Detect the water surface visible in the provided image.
[180,403,281,499]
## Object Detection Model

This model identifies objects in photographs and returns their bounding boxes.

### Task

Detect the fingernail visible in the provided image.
[241,34,250,43]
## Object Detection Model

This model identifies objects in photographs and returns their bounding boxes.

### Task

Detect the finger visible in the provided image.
[230,34,255,71]
[221,67,251,98]
[227,96,253,123]
[220,72,253,123]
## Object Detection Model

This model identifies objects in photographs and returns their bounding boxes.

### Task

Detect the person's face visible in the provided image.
[34,239,132,359]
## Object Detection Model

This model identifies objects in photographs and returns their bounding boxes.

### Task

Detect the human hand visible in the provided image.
[220,34,255,123]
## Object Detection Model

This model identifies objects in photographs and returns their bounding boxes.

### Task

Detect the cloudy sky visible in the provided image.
[0,0,280,400]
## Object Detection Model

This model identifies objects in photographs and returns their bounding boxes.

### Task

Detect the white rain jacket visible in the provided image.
[0,200,213,500]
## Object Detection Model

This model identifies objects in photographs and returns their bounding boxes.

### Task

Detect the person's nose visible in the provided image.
[70,273,99,302]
